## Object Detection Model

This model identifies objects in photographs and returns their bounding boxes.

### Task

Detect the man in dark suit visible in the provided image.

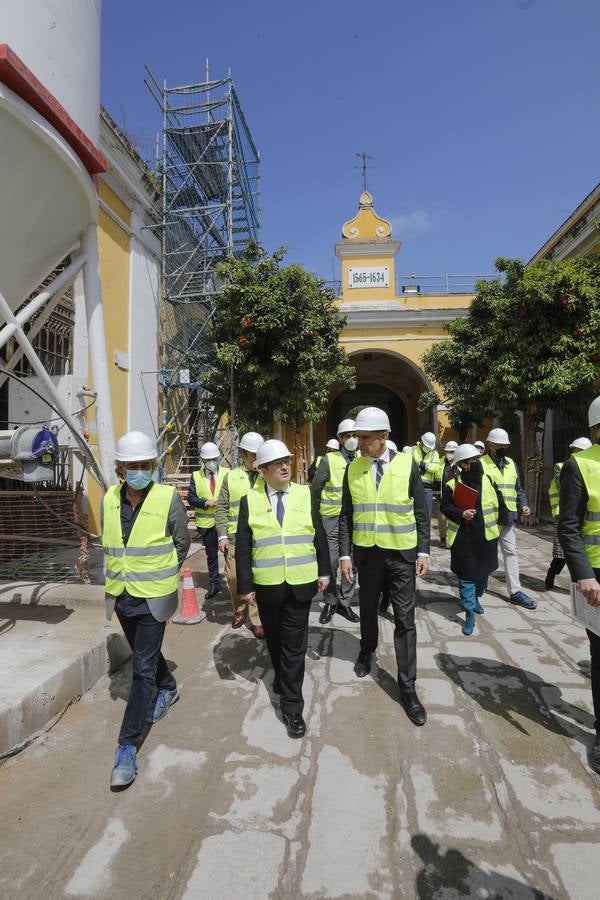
[558,394,600,773]
[236,439,331,738]
[339,406,430,725]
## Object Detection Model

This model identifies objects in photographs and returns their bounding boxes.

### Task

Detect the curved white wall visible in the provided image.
[0,0,101,143]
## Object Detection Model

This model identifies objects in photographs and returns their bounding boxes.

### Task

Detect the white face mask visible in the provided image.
[344,436,358,452]
[204,460,218,473]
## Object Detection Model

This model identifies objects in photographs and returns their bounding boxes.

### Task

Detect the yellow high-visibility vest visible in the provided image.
[193,466,229,528]
[549,462,563,519]
[319,451,348,517]
[347,452,417,550]
[480,454,519,512]
[247,483,317,586]
[102,483,179,600]
[226,467,262,536]
[573,444,600,568]
[445,474,500,546]
[411,444,442,483]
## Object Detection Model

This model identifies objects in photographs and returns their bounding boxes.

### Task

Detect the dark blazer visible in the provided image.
[558,455,597,582]
[338,453,430,564]
[440,476,506,582]
[235,481,331,599]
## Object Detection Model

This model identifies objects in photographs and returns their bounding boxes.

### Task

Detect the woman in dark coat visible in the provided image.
[440,443,507,635]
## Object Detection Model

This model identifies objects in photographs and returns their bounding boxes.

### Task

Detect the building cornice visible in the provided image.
[335,240,401,259]
[339,302,469,329]
[528,182,600,264]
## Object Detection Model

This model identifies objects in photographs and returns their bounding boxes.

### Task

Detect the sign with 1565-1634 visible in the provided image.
[348,266,389,289]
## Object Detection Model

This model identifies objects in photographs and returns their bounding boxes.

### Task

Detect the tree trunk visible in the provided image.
[523,405,546,525]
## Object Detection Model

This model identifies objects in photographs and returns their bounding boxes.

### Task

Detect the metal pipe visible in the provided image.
[80,223,116,487]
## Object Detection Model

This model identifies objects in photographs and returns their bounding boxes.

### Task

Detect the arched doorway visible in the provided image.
[329,383,408,447]
[315,349,434,452]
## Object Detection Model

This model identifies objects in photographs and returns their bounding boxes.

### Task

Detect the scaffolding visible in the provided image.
[145,64,260,482]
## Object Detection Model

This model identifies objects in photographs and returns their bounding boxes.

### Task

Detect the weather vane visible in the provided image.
[355,151,374,192]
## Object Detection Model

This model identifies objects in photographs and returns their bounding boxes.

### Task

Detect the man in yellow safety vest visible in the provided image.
[236,439,330,738]
[216,431,265,638]
[103,431,190,789]
[339,407,430,726]
[545,436,592,589]
[188,441,229,599]
[480,427,536,610]
[558,396,600,774]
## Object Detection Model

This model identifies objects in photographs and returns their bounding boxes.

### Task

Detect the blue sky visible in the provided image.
[101,0,600,282]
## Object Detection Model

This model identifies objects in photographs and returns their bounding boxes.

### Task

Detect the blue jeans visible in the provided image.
[115,596,176,745]
[458,578,487,612]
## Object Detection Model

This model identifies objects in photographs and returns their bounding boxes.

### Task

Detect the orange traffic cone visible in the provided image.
[172,568,206,624]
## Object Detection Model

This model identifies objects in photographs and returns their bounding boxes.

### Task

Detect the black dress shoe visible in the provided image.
[589,736,600,774]
[319,603,335,624]
[354,650,372,678]
[337,604,359,623]
[205,584,221,600]
[282,712,306,738]
[401,691,427,726]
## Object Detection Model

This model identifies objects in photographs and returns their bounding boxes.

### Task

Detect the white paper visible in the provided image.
[571,583,600,638]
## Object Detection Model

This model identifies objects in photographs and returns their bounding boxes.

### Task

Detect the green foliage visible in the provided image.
[416,390,440,414]
[422,256,600,427]
[202,243,355,431]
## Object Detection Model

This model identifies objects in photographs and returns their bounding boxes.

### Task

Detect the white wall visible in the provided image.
[128,210,160,437]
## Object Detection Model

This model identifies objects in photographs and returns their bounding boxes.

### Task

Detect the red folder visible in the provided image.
[453,481,479,510]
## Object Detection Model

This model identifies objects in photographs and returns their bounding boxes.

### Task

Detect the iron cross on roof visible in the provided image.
[355,152,374,192]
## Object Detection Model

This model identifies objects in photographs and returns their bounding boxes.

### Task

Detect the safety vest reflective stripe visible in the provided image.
[586,512,600,521]
[247,483,317,585]
[348,452,417,551]
[102,483,179,600]
[320,452,348,517]
[193,466,229,528]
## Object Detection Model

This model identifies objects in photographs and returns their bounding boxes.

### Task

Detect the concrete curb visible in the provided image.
[0,582,106,607]
[0,626,131,757]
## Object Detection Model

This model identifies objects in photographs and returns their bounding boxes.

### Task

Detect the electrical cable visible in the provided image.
[5,394,97,427]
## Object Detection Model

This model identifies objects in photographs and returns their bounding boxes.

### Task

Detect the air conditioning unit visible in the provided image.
[0,425,58,482]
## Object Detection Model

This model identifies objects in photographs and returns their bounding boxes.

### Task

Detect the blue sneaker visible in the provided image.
[462,612,475,636]
[509,591,537,610]
[146,687,180,724]
[110,744,137,788]
[474,601,485,615]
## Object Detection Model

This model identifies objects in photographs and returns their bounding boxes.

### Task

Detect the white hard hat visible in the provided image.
[326,438,340,450]
[256,439,292,467]
[570,436,593,451]
[589,396,600,429]
[473,440,485,452]
[200,441,220,460]
[386,440,398,452]
[115,431,157,462]
[402,446,411,453]
[453,443,481,466]
[337,418,356,436]
[444,440,459,452]
[486,427,510,445]
[239,431,264,453]
[421,432,436,450]
[354,407,391,432]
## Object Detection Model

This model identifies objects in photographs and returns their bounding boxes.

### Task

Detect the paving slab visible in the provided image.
[0,524,599,898]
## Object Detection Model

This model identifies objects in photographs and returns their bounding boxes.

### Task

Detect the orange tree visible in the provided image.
[422,256,600,513]
[202,243,355,432]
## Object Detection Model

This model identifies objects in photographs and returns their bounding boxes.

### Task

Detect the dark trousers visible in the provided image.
[115,598,176,746]
[548,557,566,577]
[588,627,600,735]
[198,525,220,587]
[256,582,314,716]
[356,546,417,693]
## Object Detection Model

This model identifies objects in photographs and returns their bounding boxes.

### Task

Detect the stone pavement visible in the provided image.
[1,526,600,899]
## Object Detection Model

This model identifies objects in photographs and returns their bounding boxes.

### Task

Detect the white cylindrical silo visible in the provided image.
[0,0,102,143]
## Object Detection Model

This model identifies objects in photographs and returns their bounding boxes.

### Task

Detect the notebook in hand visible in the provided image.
[453,481,479,510]
[571,583,600,638]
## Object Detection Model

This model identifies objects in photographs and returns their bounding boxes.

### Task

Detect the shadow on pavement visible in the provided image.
[436,653,594,743]
[0,603,73,626]
[411,834,556,899]
[416,590,461,623]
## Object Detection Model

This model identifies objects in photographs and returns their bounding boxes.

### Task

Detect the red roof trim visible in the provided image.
[0,43,107,175]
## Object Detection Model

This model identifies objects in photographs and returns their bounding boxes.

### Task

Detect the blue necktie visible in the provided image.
[375,460,384,490]
[276,491,285,526]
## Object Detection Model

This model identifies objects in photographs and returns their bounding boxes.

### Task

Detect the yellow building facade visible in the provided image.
[309,191,477,454]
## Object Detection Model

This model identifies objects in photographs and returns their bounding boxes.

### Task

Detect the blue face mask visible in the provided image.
[125,469,153,490]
